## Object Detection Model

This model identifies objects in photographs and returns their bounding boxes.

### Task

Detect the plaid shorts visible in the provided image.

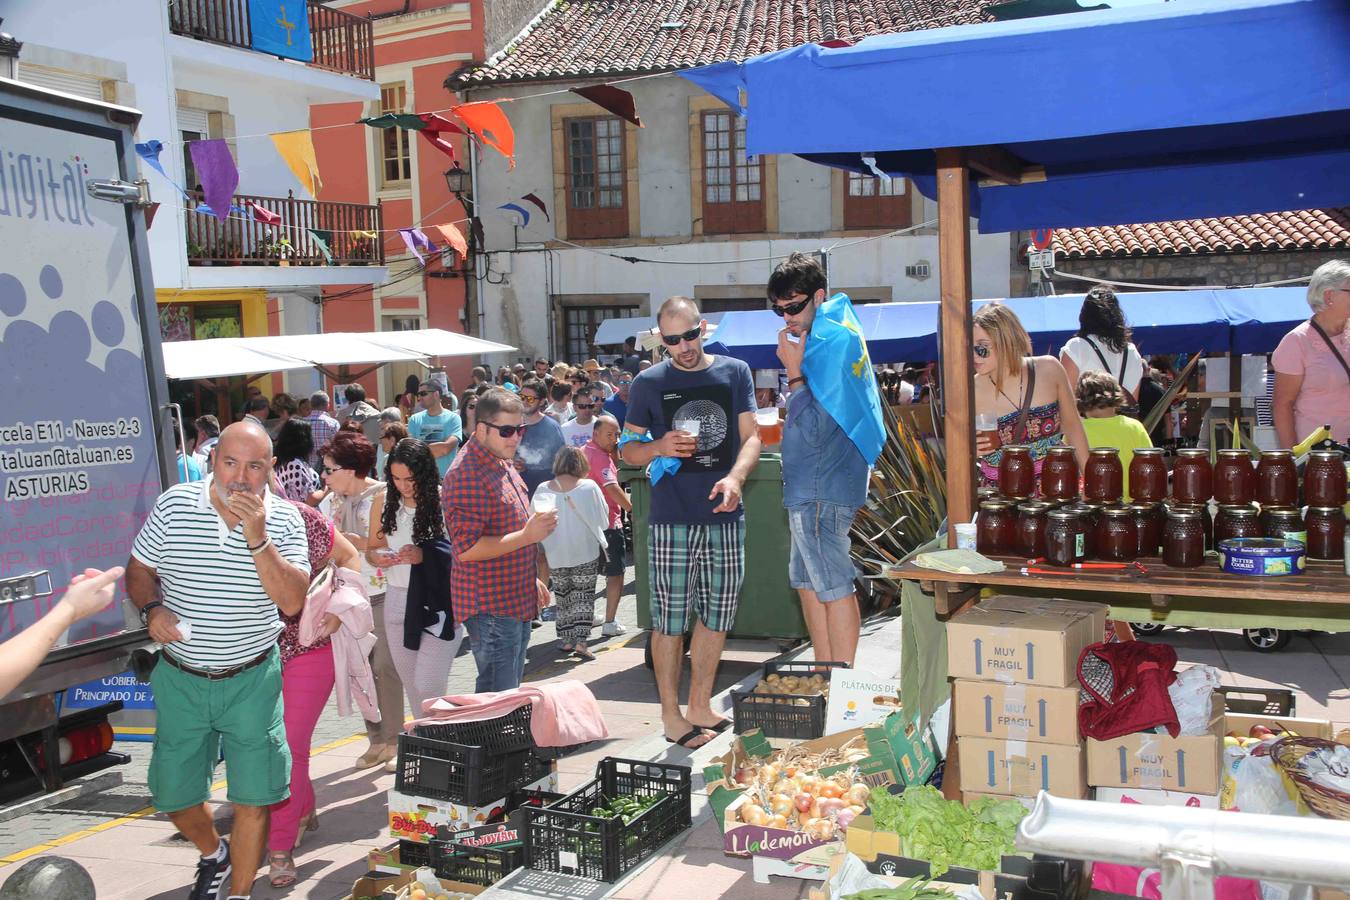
[648,520,745,635]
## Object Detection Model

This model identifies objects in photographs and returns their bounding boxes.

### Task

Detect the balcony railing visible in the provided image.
[168,0,375,81]
[184,191,385,267]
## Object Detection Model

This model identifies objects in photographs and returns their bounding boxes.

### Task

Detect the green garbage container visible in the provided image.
[619,453,807,640]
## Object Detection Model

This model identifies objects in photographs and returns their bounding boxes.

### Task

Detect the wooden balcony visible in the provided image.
[168,0,375,81]
[184,191,385,267]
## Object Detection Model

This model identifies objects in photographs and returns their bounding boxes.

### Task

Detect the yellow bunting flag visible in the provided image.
[269,129,323,197]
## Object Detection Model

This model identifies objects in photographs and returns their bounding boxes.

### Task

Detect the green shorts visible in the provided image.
[147,648,290,812]
[648,520,745,635]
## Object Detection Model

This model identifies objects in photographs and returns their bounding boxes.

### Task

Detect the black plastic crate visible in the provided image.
[412,705,535,756]
[525,757,692,883]
[730,660,850,740]
[397,838,430,868]
[396,734,551,806]
[429,840,524,886]
[1219,686,1295,716]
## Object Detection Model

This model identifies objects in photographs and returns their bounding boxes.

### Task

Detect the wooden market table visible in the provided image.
[885,556,1350,632]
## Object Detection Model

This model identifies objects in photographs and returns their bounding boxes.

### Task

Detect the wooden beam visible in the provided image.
[966,144,1032,186]
[936,148,976,546]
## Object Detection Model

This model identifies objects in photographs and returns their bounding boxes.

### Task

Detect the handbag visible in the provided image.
[1084,337,1141,418]
[1308,318,1350,384]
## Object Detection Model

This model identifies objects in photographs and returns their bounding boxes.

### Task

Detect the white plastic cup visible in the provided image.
[755,407,778,426]
[674,419,701,438]
[954,522,978,551]
[177,621,193,643]
[535,494,557,513]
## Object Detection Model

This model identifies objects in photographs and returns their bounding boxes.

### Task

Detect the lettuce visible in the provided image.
[866,785,1028,876]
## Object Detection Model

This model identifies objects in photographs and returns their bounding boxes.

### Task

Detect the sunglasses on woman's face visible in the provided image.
[481,421,524,438]
[771,295,811,317]
[660,325,702,347]
[973,343,992,359]
[573,402,595,410]
[466,403,477,411]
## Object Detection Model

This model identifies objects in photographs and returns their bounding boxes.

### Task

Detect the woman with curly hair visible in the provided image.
[366,438,462,741]
[1059,286,1147,406]
[274,419,319,502]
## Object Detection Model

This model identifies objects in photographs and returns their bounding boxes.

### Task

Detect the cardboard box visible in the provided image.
[387,770,558,843]
[825,669,902,735]
[1093,785,1218,809]
[1224,711,1332,740]
[347,867,485,899]
[953,679,1080,745]
[946,596,1108,688]
[1086,695,1223,794]
[958,737,1086,798]
[866,712,939,789]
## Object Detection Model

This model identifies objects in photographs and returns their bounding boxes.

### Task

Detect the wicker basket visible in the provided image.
[1271,736,1350,820]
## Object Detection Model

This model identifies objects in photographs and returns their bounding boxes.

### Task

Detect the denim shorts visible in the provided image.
[788,502,859,602]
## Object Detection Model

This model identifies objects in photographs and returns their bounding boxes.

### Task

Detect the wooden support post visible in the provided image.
[936,148,976,547]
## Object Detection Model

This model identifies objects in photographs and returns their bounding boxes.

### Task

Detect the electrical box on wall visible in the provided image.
[493,251,512,274]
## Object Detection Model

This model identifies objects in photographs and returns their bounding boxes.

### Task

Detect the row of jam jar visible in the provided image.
[997,444,1348,508]
[975,496,1347,567]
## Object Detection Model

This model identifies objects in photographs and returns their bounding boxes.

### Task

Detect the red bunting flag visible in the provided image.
[417,113,466,163]
[452,102,515,168]
[521,192,550,222]
[246,200,282,225]
[572,85,643,128]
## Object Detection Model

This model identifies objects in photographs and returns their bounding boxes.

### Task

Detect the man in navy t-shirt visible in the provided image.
[620,296,759,749]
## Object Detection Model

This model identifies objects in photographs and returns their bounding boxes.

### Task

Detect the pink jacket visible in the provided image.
[300,566,380,722]
[411,681,608,747]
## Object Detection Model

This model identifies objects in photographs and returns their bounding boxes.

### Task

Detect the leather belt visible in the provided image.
[161,647,273,681]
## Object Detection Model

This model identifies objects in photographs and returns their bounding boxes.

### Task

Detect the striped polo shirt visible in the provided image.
[131,476,310,669]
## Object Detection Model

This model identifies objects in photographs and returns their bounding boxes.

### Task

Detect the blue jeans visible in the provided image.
[463,614,532,692]
[787,502,859,602]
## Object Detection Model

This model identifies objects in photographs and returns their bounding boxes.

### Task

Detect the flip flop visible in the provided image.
[571,646,597,661]
[704,718,732,734]
[664,727,710,748]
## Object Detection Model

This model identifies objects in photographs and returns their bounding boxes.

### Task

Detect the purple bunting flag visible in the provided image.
[189,139,239,222]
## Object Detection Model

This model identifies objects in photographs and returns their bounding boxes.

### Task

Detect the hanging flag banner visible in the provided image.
[452,102,515,168]
[521,192,550,222]
[245,200,282,225]
[308,229,334,263]
[469,217,485,252]
[249,0,313,62]
[417,114,466,163]
[144,202,161,231]
[397,228,436,263]
[189,139,239,222]
[572,85,643,128]
[497,202,530,228]
[135,141,169,179]
[431,222,467,260]
[351,230,378,240]
[270,129,323,197]
[359,113,427,130]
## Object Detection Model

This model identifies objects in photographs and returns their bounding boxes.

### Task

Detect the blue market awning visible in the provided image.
[681,0,1350,232]
[1215,287,1312,355]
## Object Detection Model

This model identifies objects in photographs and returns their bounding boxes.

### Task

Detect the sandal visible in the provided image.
[571,645,596,661]
[293,810,319,850]
[268,851,297,888]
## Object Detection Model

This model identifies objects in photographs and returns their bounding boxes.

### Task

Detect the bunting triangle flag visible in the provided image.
[416,114,465,163]
[136,140,191,199]
[521,192,550,222]
[246,200,282,225]
[469,217,485,252]
[451,102,515,168]
[308,229,334,264]
[358,113,427,130]
[572,84,643,128]
[270,129,323,197]
[398,229,425,264]
[431,222,467,260]
[498,202,529,228]
[351,230,378,240]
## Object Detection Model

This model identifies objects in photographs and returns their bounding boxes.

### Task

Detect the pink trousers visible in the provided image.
[268,643,335,852]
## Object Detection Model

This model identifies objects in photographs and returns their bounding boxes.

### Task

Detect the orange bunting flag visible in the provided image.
[269,129,323,197]
[431,222,468,260]
[452,102,515,169]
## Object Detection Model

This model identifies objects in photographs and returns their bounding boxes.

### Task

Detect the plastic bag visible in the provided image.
[1232,750,1299,817]
[1168,665,1222,736]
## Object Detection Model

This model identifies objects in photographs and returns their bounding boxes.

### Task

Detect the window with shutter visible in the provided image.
[379,84,412,186]
[564,117,628,239]
[844,173,912,230]
[701,111,765,234]
[16,63,105,101]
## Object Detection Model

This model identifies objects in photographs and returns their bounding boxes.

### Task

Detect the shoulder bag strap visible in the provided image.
[1013,360,1037,444]
[1308,318,1350,384]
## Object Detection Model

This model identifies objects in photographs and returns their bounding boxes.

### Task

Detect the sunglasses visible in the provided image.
[973,343,992,359]
[771,295,812,317]
[466,403,477,410]
[417,389,435,397]
[321,465,346,475]
[481,421,525,438]
[660,325,702,347]
[573,402,595,410]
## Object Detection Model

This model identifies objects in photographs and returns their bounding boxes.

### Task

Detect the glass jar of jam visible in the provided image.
[1097,506,1138,561]
[1165,501,1214,551]
[1304,450,1348,508]
[1040,446,1080,501]
[1163,508,1206,568]
[1084,448,1124,503]
[1305,507,1346,560]
[976,500,1017,555]
[977,485,1003,503]
[998,445,1037,499]
[1215,504,1262,544]
[1172,449,1213,504]
[1212,449,1255,505]
[1261,506,1307,546]
[1063,501,1102,558]
[1130,502,1164,557]
[1044,509,1084,567]
[1015,501,1053,559]
[1255,450,1298,507]
[1128,448,1167,503]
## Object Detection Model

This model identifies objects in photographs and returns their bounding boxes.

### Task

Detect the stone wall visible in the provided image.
[1011,248,1349,296]
[484,0,548,58]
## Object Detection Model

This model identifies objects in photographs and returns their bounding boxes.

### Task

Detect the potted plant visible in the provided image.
[186,238,208,266]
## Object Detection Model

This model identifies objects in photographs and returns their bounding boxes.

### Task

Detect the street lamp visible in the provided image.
[443,164,470,198]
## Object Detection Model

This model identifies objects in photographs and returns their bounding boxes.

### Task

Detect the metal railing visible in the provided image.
[168,0,375,81]
[184,191,384,267]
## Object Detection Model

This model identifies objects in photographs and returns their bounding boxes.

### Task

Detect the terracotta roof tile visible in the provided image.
[451,0,991,86]
[1053,209,1350,259]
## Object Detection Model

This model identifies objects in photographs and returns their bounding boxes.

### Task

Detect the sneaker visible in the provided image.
[190,838,231,900]
[601,621,627,637]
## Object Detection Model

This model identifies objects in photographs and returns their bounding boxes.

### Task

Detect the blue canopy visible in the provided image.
[705,288,1306,367]
[680,0,1350,232]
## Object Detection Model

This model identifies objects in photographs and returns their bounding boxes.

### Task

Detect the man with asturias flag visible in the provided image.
[770,253,885,666]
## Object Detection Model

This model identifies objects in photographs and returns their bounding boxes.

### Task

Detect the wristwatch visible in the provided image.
[139,599,164,626]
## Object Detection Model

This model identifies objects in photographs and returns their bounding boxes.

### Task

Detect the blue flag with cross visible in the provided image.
[249,0,313,62]
[801,292,886,465]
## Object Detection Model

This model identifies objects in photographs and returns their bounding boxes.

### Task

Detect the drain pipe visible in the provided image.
[1017,793,1350,899]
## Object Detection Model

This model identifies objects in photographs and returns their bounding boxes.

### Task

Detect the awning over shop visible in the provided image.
[681,0,1350,232]
[160,329,517,381]
[592,313,727,349]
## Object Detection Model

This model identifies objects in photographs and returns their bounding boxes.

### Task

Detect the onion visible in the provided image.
[759,763,780,784]
[835,808,858,829]
[768,814,788,829]
[740,803,769,826]
[797,775,818,795]
[770,794,794,816]
[817,798,846,817]
[734,767,755,786]
[847,784,871,806]
[847,804,865,816]
[793,792,814,814]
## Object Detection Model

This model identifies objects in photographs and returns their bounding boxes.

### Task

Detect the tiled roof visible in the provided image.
[1053,209,1350,259]
[451,0,991,86]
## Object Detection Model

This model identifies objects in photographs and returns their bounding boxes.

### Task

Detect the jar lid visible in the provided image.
[1102,505,1134,519]
[1307,449,1343,462]
[1260,449,1294,459]
[1018,500,1053,513]
[1088,447,1120,457]
[1128,502,1161,513]
[1167,507,1202,520]
[1261,505,1301,516]
[1045,509,1079,522]
[1176,448,1209,459]
[979,499,1016,511]
[1001,443,1032,454]
[1045,445,1076,457]
[1217,449,1250,459]
[1066,501,1102,512]
[1218,504,1258,518]
[1132,447,1164,457]
[1306,506,1347,515]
